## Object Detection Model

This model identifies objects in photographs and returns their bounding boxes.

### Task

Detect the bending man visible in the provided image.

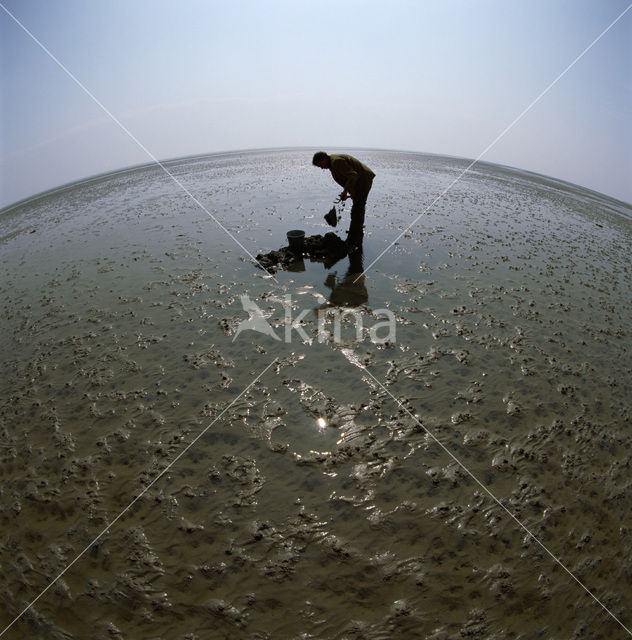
[312,151,375,247]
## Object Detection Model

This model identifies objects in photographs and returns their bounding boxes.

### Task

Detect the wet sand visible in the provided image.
[1,149,631,639]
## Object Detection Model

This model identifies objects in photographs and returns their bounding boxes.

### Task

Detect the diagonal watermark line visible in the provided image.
[357,3,632,281]
[358,364,631,635]
[0,357,279,638]
[0,3,277,281]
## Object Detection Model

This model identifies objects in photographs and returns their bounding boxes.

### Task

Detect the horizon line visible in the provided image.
[1,145,631,214]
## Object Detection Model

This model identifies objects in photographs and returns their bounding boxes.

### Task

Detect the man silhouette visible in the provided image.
[312,152,375,248]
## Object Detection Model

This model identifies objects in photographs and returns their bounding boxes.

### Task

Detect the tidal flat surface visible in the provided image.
[1,149,631,639]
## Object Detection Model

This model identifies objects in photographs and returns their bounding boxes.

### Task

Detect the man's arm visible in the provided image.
[331,156,358,200]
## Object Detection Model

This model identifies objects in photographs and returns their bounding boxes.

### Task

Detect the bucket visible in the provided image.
[287,229,305,252]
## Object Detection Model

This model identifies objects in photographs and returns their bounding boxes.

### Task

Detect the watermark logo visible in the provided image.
[233,295,281,341]
[233,294,396,344]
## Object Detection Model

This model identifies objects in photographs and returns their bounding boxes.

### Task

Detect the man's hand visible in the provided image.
[338,191,350,202]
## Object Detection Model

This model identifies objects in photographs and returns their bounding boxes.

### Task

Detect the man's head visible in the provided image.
[312,151,329,169]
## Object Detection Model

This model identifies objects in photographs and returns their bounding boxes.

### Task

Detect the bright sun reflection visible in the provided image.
[316,417,327,429]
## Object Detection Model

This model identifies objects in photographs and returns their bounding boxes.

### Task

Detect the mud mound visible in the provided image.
[255,232,349,273]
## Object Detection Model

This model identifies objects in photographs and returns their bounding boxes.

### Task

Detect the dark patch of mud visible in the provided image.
[255,232,349,273]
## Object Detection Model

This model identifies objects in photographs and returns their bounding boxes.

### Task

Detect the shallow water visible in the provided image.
[1,149,631,639]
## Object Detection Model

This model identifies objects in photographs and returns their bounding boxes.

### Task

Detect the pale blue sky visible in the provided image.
[1,0,631,208]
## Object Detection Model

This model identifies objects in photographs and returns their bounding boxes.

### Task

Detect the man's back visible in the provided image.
[328,154,375,196]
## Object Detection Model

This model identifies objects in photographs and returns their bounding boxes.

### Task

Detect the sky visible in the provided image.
[1,0,631,209]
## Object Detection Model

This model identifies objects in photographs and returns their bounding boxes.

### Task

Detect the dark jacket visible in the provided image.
[329,154,375,199]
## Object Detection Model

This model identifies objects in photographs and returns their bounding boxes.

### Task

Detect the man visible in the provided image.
[312,151,375,247]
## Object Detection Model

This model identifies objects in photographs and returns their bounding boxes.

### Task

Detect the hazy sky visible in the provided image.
[1,0,631,208]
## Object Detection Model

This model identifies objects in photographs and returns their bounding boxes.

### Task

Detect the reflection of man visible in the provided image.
[323,249,368,308]
[312,152,375,247]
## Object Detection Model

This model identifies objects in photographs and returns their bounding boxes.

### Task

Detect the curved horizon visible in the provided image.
[2,146,631,215]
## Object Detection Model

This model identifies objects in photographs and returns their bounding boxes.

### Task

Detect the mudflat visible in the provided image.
[1,149,630,639]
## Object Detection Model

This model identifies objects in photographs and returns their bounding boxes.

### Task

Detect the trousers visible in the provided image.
[348,176,374,241]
